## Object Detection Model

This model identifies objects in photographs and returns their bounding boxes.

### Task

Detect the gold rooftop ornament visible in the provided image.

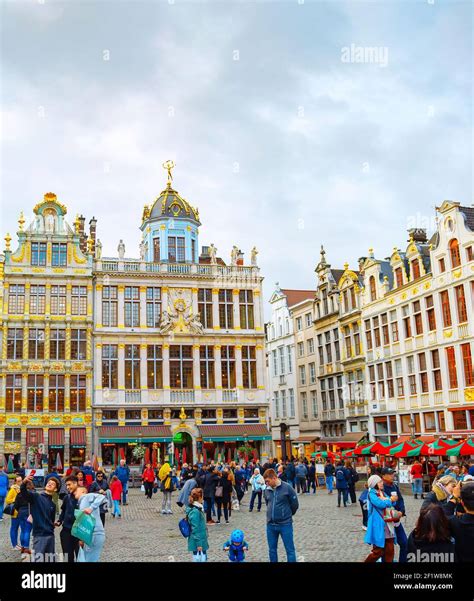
[179,407,187,421]
[4,232,11,251]
[18,212,25,232]
[162,159,176,185]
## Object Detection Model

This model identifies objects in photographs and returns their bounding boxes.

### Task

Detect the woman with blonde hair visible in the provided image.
[421,475,457,515]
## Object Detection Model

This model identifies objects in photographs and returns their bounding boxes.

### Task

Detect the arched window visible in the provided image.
[369,276,376,301]
[411,259,420,280]
[449,239,461,268]
[395,267,403,287]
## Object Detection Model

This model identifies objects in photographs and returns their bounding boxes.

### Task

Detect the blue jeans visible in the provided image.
[0,495,5,516]
[10,517,20,547]
[266,523,297,563]
[412,479,423,496]
[396,523,408,563]
[337,488,348,506]
[249,490,262,511]
[113,500,121,516]
[121,482,128,503]
[326,476,333,492]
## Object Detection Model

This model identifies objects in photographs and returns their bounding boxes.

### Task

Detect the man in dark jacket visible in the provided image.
[335,462,350,508]
[234,465,246,503]
[445,481,474,562]
[263,469,299,562]
[307,461,316,494]
[324,460,335,494]
[113,460,130,505]
[89,471,109,526]
[284,460,296,489]
[203,468,219,524]
[382,467,408,563]
[21,474,60,562]
[55,475,79,563]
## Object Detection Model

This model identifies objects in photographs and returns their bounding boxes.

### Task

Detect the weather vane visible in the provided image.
[162,160,175,185]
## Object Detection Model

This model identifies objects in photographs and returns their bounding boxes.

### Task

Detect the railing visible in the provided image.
[433,391,443,405]
[124,262,140,272]
[125,390,141,403]
[458,323,469,337]
[448,389,459,404]
[97,260,259,278]
[222,389,238,402]
[102,261,118,271]
[170,389,195,403]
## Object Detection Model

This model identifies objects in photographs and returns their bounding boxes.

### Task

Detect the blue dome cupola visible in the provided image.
[140,161,201,263]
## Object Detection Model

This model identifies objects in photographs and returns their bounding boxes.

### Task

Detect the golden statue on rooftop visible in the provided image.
[162,160,176,185]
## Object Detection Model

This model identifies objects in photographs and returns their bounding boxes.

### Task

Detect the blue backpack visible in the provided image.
[336,468,346,483]
[179,516,191,538]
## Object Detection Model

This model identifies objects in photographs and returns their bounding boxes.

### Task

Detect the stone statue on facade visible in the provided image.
[117,239,125,259]
[34,214,44,233]
[44,211,56,233]
[231,245,239,265]
[209,243,217,265]
[96,239,103,259]
[139,240,146,261]
[251,246,258,266]
[187,313,204,335]
[158,310,174,334]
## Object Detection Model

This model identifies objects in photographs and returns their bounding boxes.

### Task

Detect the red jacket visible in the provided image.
[142,468,155,483]
[410,463,423,478]
[110,479,123,501]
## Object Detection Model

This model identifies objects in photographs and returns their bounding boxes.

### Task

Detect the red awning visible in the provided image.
[447,405,474,412]
[26,429,44,446]
[48,428,65,446]
[198,424,271,440]
[97,426,172,441]
[392,435,435,445]
[70,428,86,446]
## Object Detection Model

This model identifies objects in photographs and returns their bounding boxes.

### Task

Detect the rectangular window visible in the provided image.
[102,345,118,389]
[278,347,285,375]
[50,285,66,315]
[6,374,22,412]
[239,290,254,329]
[281,390,287,417]
[287,345,292,373]
[28,328,45,359]
[297,342,304,358]
[147,345,163,389]
[402,305,412,338]
[102,286,118,327]
[407,355,417,395]
[299,365,306,386]
[411,259,420,279]
[309,362,316,384]
[5,428,21,443]
[425,295,436,331]
[153,237,160,262]
[8,284,25,314]
[274,391,279,419]
[453,411,468,431]
[418,352,429,393]
[296,317,302,331]
[125,344,141,389]
[146,287,162,327]
[431,349,442,391]
[413,301,423,335]
[71,329,87,360]
[307,338,314,354]
[70,374,86,412]
[311,390,318,418]
[124,286,140,327]
[461,343,473,387]
[440,290,452,327]
[305,312,312,327]
[365,320,372,351]
[31,242,47,266]
[198,289,213,329]
[438,411,446,431]
[389,310,399,343]
[320,380,327,411]
[454,285,468,323]
[29,285,46,315]
[218,290,234,329]
[7,328,23,359]
[27,374,44,412]
[272,350,278,377]
[200,346,215,389]
[423,412,436,432]
[169,345,193,388]
[467,246,473,261]
[168,236,185,262]
[51,243,67,267]
[446,346,458,389]
[71,286,87,315]
[302,392,308,419]
[49,375,65,412]
[439,257,446,273]
[242,346,257,388]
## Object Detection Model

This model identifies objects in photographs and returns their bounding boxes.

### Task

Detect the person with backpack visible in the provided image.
[215,468,233,523]
[295,461,308,494]
[335,461,350,508]
[248,468,265,512]
[185,488,209,562]
[345,460,359,505]
[0,466,10,521]
[177,476,197,509]
[324,460,335,494]
[113,459,130,505]
[159,461,175,515]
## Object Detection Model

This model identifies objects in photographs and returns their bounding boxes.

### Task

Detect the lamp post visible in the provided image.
[408,419,415,440]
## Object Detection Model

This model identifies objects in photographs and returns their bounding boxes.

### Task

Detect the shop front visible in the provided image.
[198,424,271,463]
[48,428,65,471]
[98,426,172,468]
[70,428,87,467]
[26,428,44,467]
[316,431,367,455]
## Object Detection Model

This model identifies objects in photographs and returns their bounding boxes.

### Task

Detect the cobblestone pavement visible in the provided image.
[0,485,421,563]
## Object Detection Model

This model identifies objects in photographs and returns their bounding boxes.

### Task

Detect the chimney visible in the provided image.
[89,217,97,254]
[236,250,244,266]
[78,215,87,253]
[407,228,427,243]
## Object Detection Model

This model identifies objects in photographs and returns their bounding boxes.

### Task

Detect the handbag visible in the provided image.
[193,550,207,562]
[71,509,96,546]
[215,485,223,498]
[3,503,15,516]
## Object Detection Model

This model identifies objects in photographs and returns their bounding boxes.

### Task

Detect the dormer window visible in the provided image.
[411,259,420,280]
[395,267,403,288]
[449,239,461,268]
[369,276,376,301]
[168,236,185,262]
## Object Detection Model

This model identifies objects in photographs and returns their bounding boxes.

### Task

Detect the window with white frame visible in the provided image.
[281,389,287,417]
[307,338,314,354]
[297,342,304,358]
[146,287,162,327]
[305,312,312,327]
[287,345,292,373]
[278,347,285,375]
[309,362,316,384]
[311,389,318,418]
[302,392,308,419]
[274,391,279,418]
[272,350,278,377]
[299,365,306,386]
[289,388,295,417]
[29,285,45,315]
[71,286,87,315]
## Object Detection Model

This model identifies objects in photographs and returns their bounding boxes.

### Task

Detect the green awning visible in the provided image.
[202,435,271,442]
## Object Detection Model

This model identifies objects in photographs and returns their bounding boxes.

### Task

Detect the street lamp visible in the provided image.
[408,419,415,440]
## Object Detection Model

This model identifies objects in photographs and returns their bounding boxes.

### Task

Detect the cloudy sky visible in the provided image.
[1,0,472,306]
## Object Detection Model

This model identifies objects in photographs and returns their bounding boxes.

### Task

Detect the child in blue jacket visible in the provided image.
[223,529,249,562]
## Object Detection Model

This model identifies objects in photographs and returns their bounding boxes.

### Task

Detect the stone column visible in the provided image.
[212,288,220,330]
[21,374,27,412]
[233,289,240,330]
[87,284,93,320]
[65,324,71,361]
[95,284,103,327]
[43,375,49,412]
[64,374,71,412]
[162,344,170,404]
[95,343,102,395]
[118,344,125,402]
[23,324,29,360]
[235,345,243,389]
[1,324,7,360]
[140,286,147,328]
[117,285,125,328]
[253,290,262,331]
[24,283,31,315]
[0,374,5,412]
[44,323,51,360]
